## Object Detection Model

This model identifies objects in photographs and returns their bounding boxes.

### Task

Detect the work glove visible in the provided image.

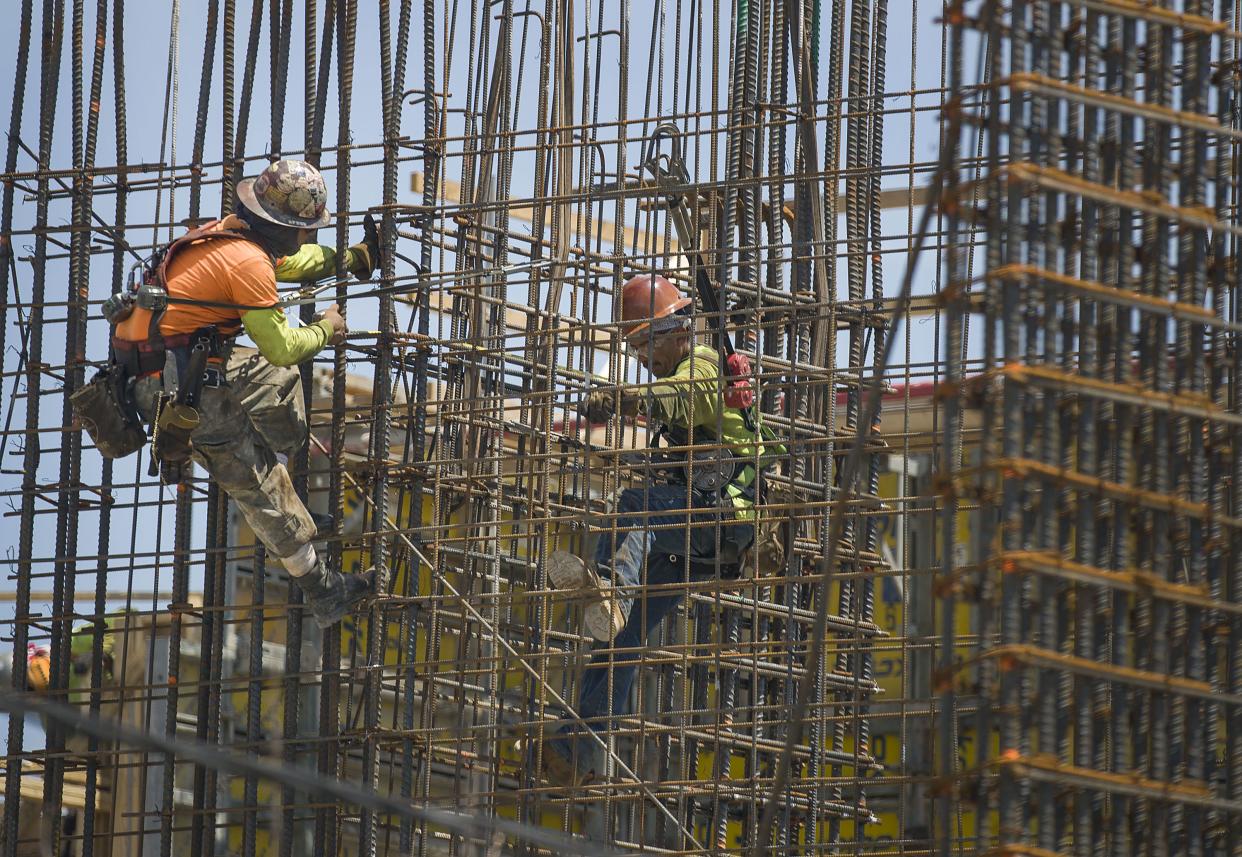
[582,388,640,423]
[347,213,383,279]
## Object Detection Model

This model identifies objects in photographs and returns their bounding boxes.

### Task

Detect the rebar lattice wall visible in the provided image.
[2,0,1239,855]
[942,0,1242,853]
[0,0,926,853]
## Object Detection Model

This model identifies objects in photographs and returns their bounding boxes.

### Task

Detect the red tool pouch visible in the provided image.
[724,352,755,410]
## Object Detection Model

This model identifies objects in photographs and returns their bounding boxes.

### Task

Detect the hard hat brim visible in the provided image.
[236,176,333,229]
[624,296,692,338]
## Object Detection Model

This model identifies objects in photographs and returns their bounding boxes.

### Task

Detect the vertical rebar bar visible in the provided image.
[4,4,63,853]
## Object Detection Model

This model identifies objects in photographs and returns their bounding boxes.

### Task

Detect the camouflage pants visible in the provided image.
[136,346,316,558]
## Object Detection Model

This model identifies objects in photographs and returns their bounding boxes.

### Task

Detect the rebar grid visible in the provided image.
[1,0,1235,855]
[942,0,1242,854]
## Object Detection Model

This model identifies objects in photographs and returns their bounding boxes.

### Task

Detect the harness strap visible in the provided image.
[143,223,254,349]
[654,421,758,497]
[111,329,228,378]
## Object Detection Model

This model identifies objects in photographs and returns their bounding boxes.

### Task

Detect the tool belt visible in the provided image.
[109,330,215,379]
[70,368,147,460]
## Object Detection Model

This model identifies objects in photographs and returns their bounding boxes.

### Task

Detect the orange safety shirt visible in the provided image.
[114,216,276,341]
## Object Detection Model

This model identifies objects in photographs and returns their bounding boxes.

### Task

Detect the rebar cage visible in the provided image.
[940,0,1242,854]
[0,0,1239,855]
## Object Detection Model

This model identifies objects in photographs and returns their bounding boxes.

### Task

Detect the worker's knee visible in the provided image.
[246,468,316,556]
[230,359,309,455]
[193,398,316,558]
[196,449,314,556]
[194,438,268,494]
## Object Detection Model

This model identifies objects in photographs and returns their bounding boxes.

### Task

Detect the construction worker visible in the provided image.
[538,273,766,783]
[14,624,115,753]
[110,159,375,628]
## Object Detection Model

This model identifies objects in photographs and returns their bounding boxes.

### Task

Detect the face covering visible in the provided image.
[237,207,304,257]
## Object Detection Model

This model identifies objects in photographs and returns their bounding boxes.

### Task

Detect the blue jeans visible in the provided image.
[553,483,753,769]
[551,484,745,770]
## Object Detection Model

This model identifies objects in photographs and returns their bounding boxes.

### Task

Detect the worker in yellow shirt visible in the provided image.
[536,273,768,784]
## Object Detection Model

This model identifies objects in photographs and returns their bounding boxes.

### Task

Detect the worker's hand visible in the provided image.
[582,388,640,422]
[583,389,616,423]
[321,303,347,345]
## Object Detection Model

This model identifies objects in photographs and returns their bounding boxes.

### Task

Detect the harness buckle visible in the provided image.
[201,366,225,389]
[135,280,168,313]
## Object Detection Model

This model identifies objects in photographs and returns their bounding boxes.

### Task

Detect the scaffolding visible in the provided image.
[0,0,1239,855]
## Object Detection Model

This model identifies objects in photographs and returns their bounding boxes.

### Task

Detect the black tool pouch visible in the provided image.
[70,367,148,459]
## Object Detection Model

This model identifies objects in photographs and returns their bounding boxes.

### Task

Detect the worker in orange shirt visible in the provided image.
[83,159,375,628]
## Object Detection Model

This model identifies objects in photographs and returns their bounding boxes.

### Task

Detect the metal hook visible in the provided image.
[642,122,688,183]
[577,28,621,43]
[493,8,546,29]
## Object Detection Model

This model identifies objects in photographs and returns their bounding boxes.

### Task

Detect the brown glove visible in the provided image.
[582,388,640,423]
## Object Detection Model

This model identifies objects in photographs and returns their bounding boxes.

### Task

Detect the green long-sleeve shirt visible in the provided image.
[646,344,762,516]
[275,243,369,282]
[237,243,362,367]
[241,307,334,367]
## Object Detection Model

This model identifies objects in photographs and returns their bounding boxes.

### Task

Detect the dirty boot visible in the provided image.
[547,551,630,643]
[293,559,374,629]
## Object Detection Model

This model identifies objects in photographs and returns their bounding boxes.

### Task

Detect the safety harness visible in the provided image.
[109,222,263,404]
[641,351,787,574]
[72,223,265,469]
[110,223,253,361]
[652,415,758,503]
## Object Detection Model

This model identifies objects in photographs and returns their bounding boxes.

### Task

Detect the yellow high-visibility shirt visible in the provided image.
[646,344,761,518]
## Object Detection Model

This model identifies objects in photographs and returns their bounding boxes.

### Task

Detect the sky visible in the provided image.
[0,0,965,647]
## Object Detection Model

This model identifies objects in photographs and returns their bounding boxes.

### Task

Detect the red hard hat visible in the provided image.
[619,274,692,339]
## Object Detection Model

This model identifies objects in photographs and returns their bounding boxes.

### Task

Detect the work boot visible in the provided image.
[514,730,596,787]
[547,551,630,643]
[292,559,374,629]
